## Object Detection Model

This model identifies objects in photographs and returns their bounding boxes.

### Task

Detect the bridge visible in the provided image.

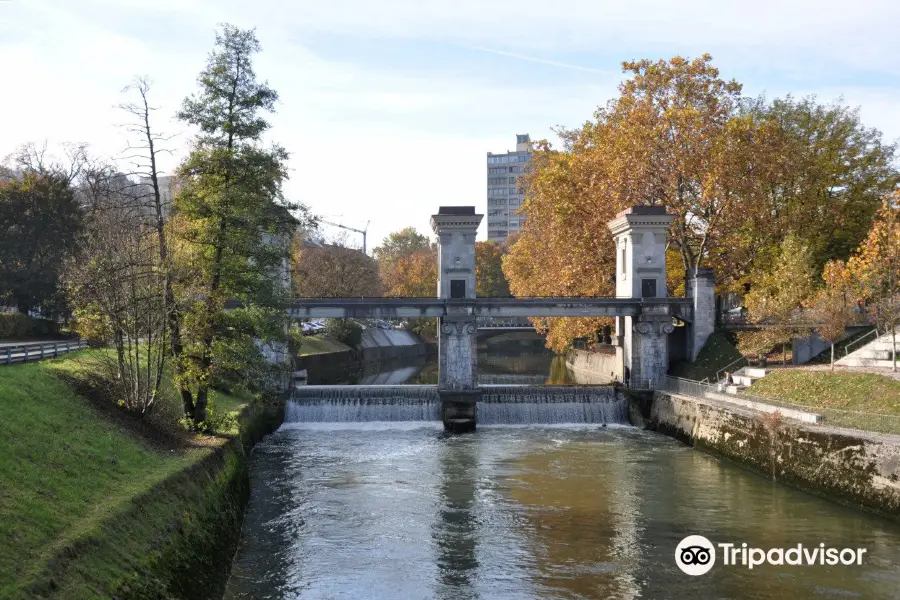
[290,205,715,432]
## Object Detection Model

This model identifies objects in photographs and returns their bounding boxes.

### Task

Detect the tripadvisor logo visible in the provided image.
[675,535,868,576]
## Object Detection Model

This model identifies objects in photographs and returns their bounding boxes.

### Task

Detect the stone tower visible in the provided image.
[607,206,677,388]
[430,206,483,432]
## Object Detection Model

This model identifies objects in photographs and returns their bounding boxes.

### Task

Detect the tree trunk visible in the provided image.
[783,343,787,366]
[193,384,209,424]
[830,343,835,373]
[180,385,195,419]
[893,329,897,373]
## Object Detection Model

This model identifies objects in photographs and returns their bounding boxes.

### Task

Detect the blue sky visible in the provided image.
[2,0,899,245]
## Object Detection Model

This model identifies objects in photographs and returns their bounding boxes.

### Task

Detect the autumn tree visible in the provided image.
[293,240,381,297]
[374,226,433,273]
[171,25,307,425]
[848,195,900,370]
[738,236,817,364]
[475,241,510,298]
[504,54,898,351]
[813,260,854,371]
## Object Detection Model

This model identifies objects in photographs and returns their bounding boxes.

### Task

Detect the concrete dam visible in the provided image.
[287,385,628,425]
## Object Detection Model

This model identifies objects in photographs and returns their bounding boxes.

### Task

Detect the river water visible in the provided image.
[224,350,900,599]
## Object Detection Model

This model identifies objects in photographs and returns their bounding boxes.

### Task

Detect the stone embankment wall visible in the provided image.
[638,391,900,521]
[565,348,621,384]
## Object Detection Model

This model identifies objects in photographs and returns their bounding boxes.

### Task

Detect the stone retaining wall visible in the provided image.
[643,391,900,521]
[565,348,620,384]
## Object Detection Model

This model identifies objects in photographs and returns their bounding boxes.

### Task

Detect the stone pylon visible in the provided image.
[607,206,677,388]
[430,206,483,432]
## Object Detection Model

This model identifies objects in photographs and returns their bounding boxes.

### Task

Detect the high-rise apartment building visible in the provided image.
[486,133,531,243]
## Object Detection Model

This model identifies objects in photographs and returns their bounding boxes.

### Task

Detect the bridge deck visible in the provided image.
[287,297,693,319]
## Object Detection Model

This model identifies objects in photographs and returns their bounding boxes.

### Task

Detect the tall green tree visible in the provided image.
[172,24,304,424]
[0,172,82,315]
[735,96,899,285]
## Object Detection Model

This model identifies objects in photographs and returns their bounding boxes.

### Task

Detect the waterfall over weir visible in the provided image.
[286,385,627,425]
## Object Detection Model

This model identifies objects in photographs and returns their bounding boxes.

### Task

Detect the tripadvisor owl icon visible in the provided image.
[676,535,716,576]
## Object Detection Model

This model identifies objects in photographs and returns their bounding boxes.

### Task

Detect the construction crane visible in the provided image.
[320,219,370,254]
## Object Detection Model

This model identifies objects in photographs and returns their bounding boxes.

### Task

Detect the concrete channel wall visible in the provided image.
[637,391,900,521]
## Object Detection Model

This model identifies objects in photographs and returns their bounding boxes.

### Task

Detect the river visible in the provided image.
[224,349,900,599]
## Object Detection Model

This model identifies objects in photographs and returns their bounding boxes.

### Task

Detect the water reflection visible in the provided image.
[433,436,479,599]
[225,426,900,599]
[315,350,591,386]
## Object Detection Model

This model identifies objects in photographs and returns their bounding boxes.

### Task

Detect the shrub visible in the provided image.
[0,313,61,339]
[324,318,363,347]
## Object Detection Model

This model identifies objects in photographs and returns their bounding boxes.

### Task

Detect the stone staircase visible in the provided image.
[723,367,768,395]
[836,327,900,368]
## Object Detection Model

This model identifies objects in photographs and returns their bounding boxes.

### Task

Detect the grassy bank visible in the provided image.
[669,330,742,381]
[749,370,900,414]
[0,350,275,599]
[748,370,900,434]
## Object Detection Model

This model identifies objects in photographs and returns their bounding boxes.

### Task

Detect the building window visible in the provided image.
[508,177,516,184]
[508,187,516,195]
[509,166,520,173]
[450,280,466,298]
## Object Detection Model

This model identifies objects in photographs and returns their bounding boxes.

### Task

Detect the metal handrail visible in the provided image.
[716,355,748,382]
[843,328,880,357]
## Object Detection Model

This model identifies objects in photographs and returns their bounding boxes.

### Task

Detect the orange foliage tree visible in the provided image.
[503,54,897,352]
[505,55,767,351]
[848,194,900,370]
[475,241,511,298]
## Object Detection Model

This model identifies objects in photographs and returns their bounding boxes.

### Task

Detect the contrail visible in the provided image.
[465,45,607,74]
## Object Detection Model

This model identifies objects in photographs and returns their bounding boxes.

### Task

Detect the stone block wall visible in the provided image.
[438,319,478,390]
[647,392,900,521]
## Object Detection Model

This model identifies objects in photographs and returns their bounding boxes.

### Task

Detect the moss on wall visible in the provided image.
[649,392,900,522]
[27,399,285,600]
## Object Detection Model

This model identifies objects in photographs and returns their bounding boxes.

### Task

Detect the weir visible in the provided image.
[287,385,627,425]
[285,204,717,432]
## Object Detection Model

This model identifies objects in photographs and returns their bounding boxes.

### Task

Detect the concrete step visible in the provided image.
[744,367,768,378]
[732,374,763,387]
[725,384,749,395]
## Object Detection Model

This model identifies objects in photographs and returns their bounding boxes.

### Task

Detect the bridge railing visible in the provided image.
[1,340,89,365]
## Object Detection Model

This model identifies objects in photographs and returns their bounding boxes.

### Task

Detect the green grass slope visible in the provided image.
[669,330,743,382]
[0,351,254,598]
[749,370,900,415]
